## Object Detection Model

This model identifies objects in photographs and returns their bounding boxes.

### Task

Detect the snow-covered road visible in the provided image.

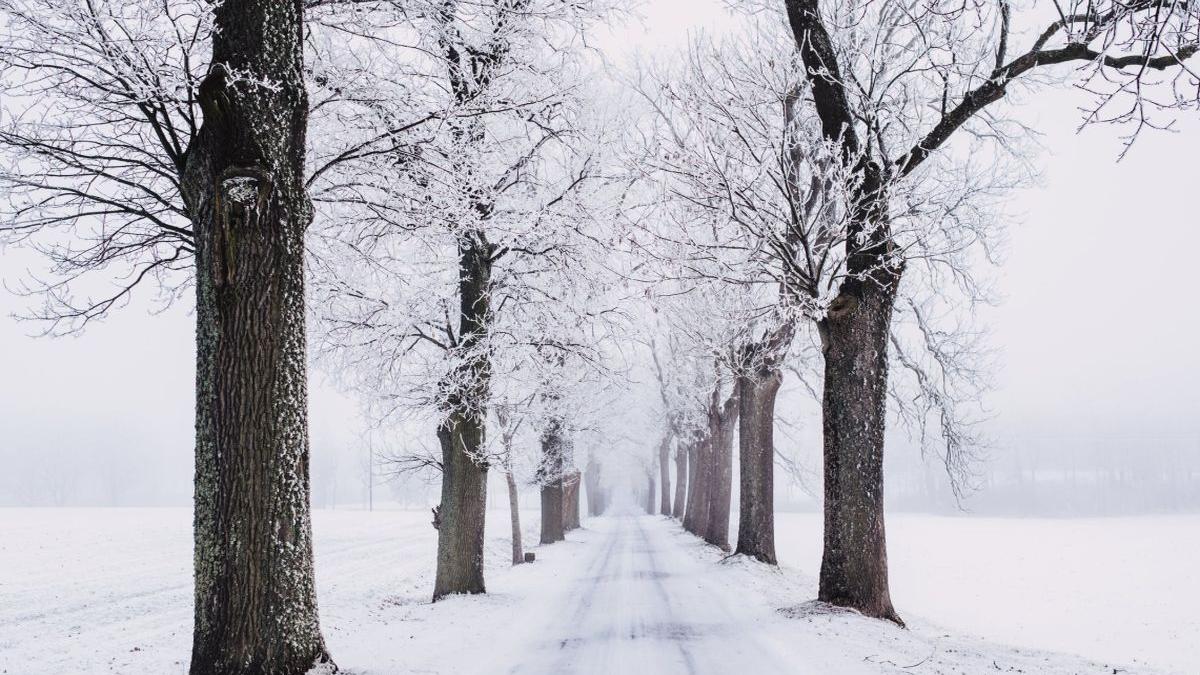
[501,512,793,675]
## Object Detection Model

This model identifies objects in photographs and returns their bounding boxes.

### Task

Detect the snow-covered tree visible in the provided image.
[768,0,1200,622]
[307,0,629,599]
[626,21,1008,565]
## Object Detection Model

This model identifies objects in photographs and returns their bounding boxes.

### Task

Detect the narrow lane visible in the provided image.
[506,511,794,675]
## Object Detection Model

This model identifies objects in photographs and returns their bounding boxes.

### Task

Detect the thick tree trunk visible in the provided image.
[562,469,581,531]
[645,471,657,515]
[540,478,564,543]
[735,364,782,564]
[184,1,332,672]
[432,232,493,602]
[658,435,672,515]
[433,415,488,599]
[817,279,901,623]
[506,471,523,565]
[672,447,687,518]
[704,387,740,551]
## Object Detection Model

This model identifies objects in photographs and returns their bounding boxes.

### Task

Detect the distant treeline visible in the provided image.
[887,432,1200,516]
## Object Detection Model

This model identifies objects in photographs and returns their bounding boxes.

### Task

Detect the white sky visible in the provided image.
[0,0,1196,504]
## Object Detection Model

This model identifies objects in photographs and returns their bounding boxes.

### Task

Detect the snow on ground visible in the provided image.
[774,512,1200,674]
[0,507,1192,674]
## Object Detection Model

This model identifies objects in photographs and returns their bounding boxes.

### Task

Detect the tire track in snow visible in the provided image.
[504,511,794,675]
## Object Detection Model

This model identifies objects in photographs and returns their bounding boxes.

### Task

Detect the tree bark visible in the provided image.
[562,469,581,531]
[184,0,332,672]
[704,385,740,551]
[539,418,566,544]
[540,478,564,543]
[658,435,672,515]
[817,278,901,623]
[672,447,687,518]
[645,471,657,515]
[432,233,493,602]
[734,363,782,564]
[682,439,707,534]
[506,470,523,565]
[433,413,488,600]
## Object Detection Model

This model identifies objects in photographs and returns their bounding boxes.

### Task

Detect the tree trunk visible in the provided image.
[735,364,782,564]
[645,471,657,515]
[672,447,687,518]
[704,387,740,551]
[682,441,699,530]
[184,0,332,672]
[432,231,493,602]
[658,435,672,515]
[684,436,713,535]
[562,469,581,531]
[539,418,566,544]
[584,459,603,517]
[506,471,523,565]
[786,0,902,624]
[540,478,564,543]
[817,278,901,623]
[433,413,488,600]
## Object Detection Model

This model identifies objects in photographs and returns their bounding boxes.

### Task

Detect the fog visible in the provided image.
[1,0,1196,515]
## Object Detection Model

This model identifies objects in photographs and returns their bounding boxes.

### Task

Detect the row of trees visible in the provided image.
[628,0,1198,624]
[0,0,625,671]
[2,0,1196,672]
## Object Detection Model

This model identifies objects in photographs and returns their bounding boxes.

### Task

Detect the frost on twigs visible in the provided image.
[0,0,210,333]
[305,0,630,485]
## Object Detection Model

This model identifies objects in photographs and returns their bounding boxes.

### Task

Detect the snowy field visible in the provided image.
[0,507,1195,674]
[774,513,1200,674]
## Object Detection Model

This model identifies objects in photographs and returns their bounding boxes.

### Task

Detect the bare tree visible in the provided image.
[629,18,1014,572]
[0,0,445,332]
[495,402,527,565]
[533,348,614,541]
[0,0,204,333]
[627,31,846,561]
[773,0,1200,622]
[308,0,625,599]
[0,0,363,669]
[646,307,742,546]
[649,336,684,516]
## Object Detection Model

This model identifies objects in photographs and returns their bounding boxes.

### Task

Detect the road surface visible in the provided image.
[499,511,795,675]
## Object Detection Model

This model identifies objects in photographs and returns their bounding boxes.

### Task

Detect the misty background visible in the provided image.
[1,1,1197,515]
